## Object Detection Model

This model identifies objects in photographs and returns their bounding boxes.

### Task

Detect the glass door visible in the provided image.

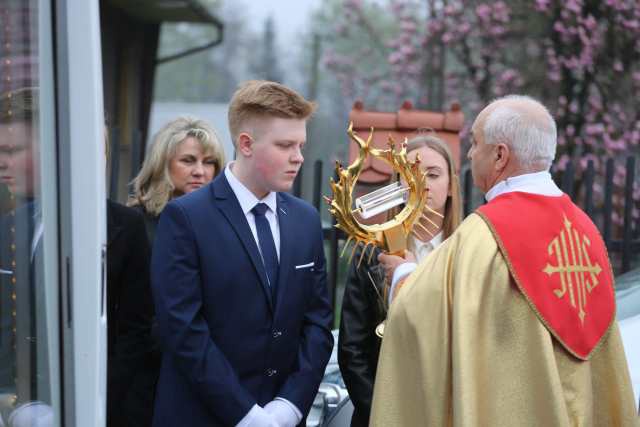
[0,0,61,426]
[0,0,107,425]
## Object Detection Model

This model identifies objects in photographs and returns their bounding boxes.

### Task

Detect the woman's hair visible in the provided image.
[128,116,225,216]
[406,134,462,239]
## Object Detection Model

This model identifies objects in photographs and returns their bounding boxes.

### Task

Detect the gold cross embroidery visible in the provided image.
[542,215,602,324]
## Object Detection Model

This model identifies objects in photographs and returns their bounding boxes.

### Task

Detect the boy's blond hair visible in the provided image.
[228,80,316,145]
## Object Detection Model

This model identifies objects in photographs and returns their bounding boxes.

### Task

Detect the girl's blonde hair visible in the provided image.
[406,134,462,239]
[128,116,225,216]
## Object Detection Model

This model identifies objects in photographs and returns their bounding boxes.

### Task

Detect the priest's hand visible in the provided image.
[378,250,416,284]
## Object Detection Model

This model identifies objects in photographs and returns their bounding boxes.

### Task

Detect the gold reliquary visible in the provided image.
[325,123,442,337]
[325,123,442,264]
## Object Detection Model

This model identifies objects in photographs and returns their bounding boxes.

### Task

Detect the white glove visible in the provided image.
[235,404,278,427]
[8,401,53,427]
[264,399,301,427]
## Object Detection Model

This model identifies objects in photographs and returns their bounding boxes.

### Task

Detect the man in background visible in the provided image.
[0,87,52,425]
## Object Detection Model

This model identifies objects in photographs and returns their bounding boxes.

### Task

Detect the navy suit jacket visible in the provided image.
[151,174,334,427]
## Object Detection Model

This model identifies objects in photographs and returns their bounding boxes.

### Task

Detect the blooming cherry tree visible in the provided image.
[318,0,639,224]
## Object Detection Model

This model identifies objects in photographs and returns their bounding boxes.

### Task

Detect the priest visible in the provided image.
[370,95,638,426]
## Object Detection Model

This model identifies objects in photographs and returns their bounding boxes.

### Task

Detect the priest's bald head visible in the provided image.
[467,95,557,194]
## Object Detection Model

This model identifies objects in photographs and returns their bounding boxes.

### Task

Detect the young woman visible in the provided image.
[338,134,462,427]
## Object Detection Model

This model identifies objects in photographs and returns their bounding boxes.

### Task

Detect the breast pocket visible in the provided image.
[290,262,315,300]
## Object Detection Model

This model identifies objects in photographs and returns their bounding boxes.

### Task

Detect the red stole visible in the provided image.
[477,192,615,360]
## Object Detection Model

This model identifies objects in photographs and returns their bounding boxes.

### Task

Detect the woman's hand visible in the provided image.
[377,250,416,284]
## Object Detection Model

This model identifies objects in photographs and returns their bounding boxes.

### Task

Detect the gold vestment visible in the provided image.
[370,214,638,427]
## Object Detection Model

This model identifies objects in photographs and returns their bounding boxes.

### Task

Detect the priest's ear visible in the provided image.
[494,143,510,172]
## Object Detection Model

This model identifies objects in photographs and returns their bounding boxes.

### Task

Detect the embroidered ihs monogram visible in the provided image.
[542,214,603,324]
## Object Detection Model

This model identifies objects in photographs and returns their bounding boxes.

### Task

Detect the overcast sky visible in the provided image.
[247,0,322,40]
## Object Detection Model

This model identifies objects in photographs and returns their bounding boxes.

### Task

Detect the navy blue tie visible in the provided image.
[252,203,279,296]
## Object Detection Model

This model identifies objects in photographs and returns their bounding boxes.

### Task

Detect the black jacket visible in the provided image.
[107,200,157,427]
[338,247,386,427]
[131,205,158,247]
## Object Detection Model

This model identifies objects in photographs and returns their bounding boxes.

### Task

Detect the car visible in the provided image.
[615,267,640,408]
[307,330,352,427]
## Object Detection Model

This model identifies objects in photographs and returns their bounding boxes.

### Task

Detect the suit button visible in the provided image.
[272,331,282,338]
[266,368,277,377]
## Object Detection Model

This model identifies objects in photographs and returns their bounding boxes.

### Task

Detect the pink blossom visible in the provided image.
[548,70,561,82]
[492,2,511,23]
[400,20,417,32]
[444,4,460,17]
[583,135,597,147]
[388,51,402,64]
[557,135,567,146]
[579,154,599,170]
[605,0,625,10]
[400,45,415,56]
[490,26,507,36]
[565,0,583,14]
[476,4,491,21]
[428,20,444,34]
[585,123,605,135]
[458,22,471,35]
[556,154,571,172]
[569,101,579,114]
[566,124,575,136]
[344,0,363,10]
[583,15,597,31]
[535,0,551,12]
[613,60,624,72]
[623,19,639,30]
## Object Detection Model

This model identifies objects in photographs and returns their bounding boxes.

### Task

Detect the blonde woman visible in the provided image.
[129,116,225,243]
[122,116,224,423]
[338,134,462,427]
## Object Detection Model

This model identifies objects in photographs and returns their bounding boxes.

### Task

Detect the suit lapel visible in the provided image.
[212,175,274,311]
[274,194,293,312]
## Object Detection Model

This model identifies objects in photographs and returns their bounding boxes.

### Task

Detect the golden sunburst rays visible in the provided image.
[325,123,430,268]
[412,205,444,240]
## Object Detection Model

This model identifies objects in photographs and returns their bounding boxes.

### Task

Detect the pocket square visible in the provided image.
[0,268,13,275]
[295,262,314,270]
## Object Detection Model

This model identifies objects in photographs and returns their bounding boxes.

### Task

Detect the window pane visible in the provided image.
[0,1,55,425]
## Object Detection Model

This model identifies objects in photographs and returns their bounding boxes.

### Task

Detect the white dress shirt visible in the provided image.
[225,163,280,260]
[409,231,443,263]
[225,163,302,427]
[389,170,563,298]
[388,232,443,305]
